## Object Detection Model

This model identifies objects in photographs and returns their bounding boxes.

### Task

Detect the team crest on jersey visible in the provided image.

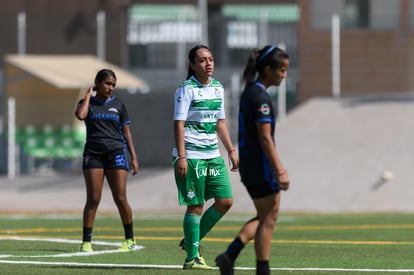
[198,89,203,97]
[215,88,220,98]
[108,107,118,113]
[187,189,195,199]
[258,104,270,115]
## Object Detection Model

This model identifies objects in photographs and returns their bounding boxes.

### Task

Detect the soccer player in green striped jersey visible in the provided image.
[173,45,239,270]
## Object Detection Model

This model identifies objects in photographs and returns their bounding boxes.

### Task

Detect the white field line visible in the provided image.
[0,237,144,258]
[0,260,183,269]
[0,237,118,246]
[0,260,414,273]
[1,237,414,273]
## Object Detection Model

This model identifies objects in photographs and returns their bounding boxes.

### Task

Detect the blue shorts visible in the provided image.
[82,149,129,171]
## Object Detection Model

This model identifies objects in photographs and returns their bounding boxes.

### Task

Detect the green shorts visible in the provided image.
[174,156,233,206]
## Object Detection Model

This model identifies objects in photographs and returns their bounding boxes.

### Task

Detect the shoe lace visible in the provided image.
[194,258,204,265]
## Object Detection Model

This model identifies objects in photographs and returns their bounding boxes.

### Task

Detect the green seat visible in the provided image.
[41,124,55,137]
[59,124,72,138]
[21,125,39,155]
[23,135,39,155]
[20,124,85,159]
[55,125,84,158]
[55,136,78,158]
[20,125,57,158]
[74,125,86,142]
[42,135,57,158]
[15,128,24,143]
[24,125,37,136]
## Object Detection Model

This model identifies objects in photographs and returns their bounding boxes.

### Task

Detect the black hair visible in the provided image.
[186,44,210,80]
[242,45,289,87]
[95,69,116,83]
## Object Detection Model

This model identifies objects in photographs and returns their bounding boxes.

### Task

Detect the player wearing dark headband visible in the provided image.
[216,45,290,275]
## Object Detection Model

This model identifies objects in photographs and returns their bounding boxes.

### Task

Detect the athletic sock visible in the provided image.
[82,227,93,242]
[199,206,224,240]
[123,223,134,240]
[183,213,201,260]
[256,260,270,275]
[226,236,245,262]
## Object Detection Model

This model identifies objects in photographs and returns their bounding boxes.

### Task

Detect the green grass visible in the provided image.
[0,213,413,274]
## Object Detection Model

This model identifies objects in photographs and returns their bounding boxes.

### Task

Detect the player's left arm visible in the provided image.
[216,119,239,172]
[122,124,139,175]
[256,122,289,190]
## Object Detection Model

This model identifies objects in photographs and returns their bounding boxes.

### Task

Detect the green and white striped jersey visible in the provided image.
[173,76,226,159]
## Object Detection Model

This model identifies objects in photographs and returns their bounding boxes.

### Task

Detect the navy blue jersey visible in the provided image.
[79,96,130,154]
[238,82,277,187]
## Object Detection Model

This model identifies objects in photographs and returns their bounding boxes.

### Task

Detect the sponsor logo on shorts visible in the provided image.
[83,156,90,165]
[195,161,221,178]
[115,155,127,167]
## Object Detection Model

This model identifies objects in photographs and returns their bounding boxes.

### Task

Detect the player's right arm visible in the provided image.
[75,86,94,120]
[174,120,187,178]
[173,85,191,178]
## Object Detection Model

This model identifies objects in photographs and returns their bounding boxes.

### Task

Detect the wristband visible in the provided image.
[228,149,235,155]
[172,156,186,165]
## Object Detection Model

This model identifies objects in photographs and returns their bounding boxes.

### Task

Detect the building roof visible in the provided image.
[5,54,147,92]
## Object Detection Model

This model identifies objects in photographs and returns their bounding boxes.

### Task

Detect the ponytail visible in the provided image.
[242,45,289,88]
[242,48,260,87]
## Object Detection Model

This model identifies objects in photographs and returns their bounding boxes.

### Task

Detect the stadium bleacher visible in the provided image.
[16,124,85,159]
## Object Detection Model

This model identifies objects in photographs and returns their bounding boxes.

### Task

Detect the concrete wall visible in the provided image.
[297,0,414,102]
[117,90,175,167]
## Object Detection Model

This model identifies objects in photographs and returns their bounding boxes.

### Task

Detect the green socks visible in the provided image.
[183,214,201,260]
[200,206,224,239]
[183,207,224,260]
